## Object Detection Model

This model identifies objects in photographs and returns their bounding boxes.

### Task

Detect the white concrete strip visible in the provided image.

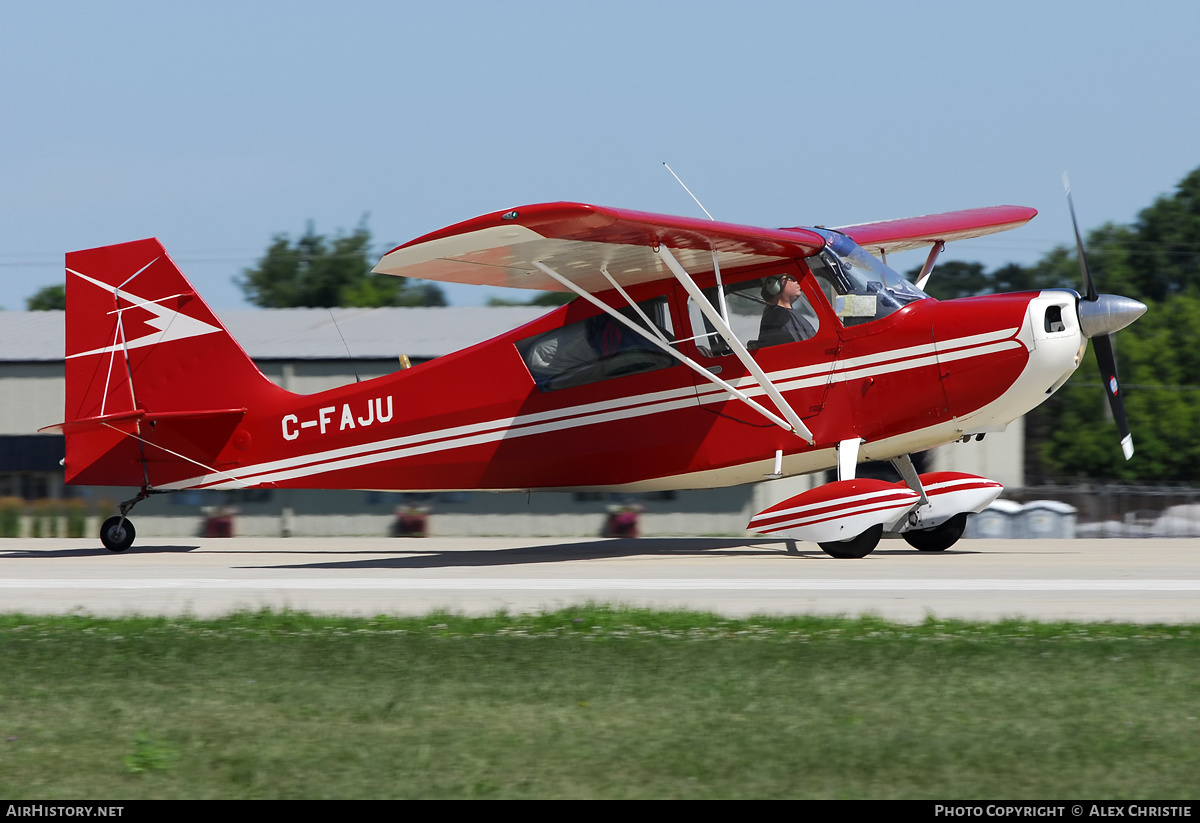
[3,578,1200,591]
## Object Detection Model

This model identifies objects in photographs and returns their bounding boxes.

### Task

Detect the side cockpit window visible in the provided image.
[517,296,676,392]
[687,274,820,357]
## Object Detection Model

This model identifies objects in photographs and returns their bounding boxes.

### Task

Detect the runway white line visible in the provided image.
[4,579,1200,591]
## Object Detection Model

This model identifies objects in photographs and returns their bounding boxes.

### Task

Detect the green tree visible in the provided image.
[26,284,66,311]
[237,221,445,308]
[487,292,573,307]
[904,260,990,300]
[904,259,1064,300]
[1032,294,1200,483]
[1127,166,1200,301]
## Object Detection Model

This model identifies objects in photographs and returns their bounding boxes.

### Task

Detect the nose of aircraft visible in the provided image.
[1074,291,1146,461]
[1077,294,1148,339]
[1061,175,1147,460]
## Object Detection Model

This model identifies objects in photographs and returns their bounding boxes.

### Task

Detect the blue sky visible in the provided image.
[3,1,1199,310]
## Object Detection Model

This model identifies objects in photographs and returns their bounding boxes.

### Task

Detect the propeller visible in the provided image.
[1063,174,1147,460]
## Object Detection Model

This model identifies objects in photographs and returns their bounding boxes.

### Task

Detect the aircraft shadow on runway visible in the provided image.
[245,537,975,570]
[247,537,783,570]
[0,544,201,558]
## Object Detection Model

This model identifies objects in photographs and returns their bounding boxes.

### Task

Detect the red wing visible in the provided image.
[373,202,826,292]
[819,206,1038,256]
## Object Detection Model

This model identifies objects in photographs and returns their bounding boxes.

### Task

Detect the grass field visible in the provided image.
[1,607,1198,799]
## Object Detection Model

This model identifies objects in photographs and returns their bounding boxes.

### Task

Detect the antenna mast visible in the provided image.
[663,162,715,222]
[662,162,728,323]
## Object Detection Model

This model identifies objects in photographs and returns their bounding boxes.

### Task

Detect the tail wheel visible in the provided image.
[819,524,883,559]
[903,512,968,552]
[100,516,135,553]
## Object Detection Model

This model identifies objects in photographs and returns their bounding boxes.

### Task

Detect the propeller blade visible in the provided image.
[1092,333,1134,460]
[1063,173,1098,302]
[1065,173,1138,461]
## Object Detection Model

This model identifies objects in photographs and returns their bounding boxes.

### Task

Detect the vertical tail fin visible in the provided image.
[58,238,283,486]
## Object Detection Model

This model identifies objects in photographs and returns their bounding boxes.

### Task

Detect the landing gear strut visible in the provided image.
[100,491,149,553]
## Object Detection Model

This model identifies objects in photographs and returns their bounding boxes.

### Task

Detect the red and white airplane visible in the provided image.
[44,192,1146,556]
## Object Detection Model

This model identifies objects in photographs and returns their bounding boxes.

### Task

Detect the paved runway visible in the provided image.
[1,536,1198,622]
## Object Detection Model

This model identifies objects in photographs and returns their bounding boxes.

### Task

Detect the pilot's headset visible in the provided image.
[761,274,788,301]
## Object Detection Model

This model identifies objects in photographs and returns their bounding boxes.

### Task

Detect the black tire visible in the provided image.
[903,512,968,552]
[100,516,135,553]
[818,524,883,558]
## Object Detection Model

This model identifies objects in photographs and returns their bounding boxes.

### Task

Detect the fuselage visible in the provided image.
[154,254,1085,494]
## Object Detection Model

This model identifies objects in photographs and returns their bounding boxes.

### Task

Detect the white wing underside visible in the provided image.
[373,225,786,292]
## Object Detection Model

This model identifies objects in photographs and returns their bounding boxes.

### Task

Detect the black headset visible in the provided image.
[762,275,788,297]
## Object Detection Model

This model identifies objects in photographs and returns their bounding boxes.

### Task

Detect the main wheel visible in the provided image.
[903,512,968,552]
[818,524,883,558]
[100,516,135,553]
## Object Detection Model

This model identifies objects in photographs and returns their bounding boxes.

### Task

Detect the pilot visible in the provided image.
[758,274,815,346]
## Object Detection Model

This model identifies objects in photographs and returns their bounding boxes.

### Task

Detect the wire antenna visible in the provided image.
[328,309,361,383]
[663,162,715,221]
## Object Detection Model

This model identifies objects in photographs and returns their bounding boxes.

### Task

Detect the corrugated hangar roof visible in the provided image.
[0,311,66,361]
[0,307,552,362]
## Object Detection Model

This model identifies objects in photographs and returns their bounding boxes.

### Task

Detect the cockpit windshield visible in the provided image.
[806,229,929,326]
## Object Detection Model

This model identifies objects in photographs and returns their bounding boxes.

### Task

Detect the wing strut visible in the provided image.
[711,250,730,325]
[598,265,670,344]
[531,261,801,435]
[885,453,929,532]
[915,241,945,291]
[654,246,815,444]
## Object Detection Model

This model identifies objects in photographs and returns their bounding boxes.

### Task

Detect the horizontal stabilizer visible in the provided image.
[40,408,246,437]
[39,410,145,436]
